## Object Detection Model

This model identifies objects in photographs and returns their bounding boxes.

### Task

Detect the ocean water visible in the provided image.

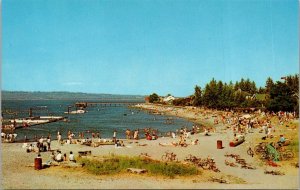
[1,100,196,140]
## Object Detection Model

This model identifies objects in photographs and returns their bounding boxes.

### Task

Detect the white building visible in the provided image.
[163,95,175,103]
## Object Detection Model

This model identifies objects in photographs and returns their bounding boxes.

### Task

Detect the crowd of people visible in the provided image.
[48,150,76,163]
[1,132,17,142]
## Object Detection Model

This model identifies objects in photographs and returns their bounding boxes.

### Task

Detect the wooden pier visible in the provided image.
[75,101,144,108]
[8,116,67,129]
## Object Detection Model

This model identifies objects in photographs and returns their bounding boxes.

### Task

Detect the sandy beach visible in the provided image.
[1,103,299,189]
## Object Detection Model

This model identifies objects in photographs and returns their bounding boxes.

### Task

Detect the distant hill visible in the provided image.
[1,91,145,101]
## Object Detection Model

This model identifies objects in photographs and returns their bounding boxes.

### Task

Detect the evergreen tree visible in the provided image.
[265,77,274,93]
[267,81,297,112]
[234,81,240,91]
[202,78,218,108]
[193,85,202,106]
[149,93,159,103]
[258,87,266,94]
[250,81,257,94]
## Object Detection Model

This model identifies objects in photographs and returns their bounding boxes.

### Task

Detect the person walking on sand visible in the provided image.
[47,136,51,151]
[133,129,139,140]
[113,129,117,143]
[57,133,62,145]
[113,129,117,138]
[125,129,131,139]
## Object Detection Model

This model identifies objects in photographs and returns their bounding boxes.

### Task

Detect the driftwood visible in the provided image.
[137,144,148,146]
[78,151,92,157]
[264,170,285,175]
[127,168,148,174]
[210,177,229,184]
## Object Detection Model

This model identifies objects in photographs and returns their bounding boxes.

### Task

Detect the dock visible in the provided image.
[75,100,144,108]
[9,116,66,129]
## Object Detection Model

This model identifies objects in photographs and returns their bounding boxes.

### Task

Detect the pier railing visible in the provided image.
[75,101,144,107]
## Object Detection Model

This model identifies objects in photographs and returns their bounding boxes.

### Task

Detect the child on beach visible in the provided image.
[69,151,76,162]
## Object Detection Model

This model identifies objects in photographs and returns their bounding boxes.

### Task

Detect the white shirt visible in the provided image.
[69,154,75,161]
[56,153,62,161]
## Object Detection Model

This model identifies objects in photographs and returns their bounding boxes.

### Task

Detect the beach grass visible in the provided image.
[79,155,200,178]
[289,139,299,155]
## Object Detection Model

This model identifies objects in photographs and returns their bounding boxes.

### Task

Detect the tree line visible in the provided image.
[149,74,299,113]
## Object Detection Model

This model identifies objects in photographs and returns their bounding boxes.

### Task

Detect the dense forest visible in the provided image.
[150,74,299,113]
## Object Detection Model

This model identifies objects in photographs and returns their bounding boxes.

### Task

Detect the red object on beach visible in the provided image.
[267,160,280,167]
[217,140,222,149]
[229,139,244,147]
[34,157,42,170]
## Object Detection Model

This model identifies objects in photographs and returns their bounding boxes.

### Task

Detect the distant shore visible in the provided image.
[1,103,299,189]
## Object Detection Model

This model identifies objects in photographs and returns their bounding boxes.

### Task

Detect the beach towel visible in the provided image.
[266,144,280,161]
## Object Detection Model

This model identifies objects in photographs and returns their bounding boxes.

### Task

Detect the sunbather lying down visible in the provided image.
[137,144,148,146]
[159,142,178,147]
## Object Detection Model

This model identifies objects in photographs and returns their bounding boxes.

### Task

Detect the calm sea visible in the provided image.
[1,100,196,141]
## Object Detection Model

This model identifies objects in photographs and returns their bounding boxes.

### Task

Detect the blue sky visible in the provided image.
[2,0,299,96]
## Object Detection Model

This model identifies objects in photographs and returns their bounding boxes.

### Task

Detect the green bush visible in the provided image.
[79,156,199,177]
[289,140,299,154]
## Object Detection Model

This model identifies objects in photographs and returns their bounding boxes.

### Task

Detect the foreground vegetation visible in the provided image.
[79,155,200,178]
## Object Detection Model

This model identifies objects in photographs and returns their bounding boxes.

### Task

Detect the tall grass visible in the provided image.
[289,140,299,154]
[79,155,199,178]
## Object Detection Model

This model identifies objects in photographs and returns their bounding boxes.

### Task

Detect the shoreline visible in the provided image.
[1,103,299,189]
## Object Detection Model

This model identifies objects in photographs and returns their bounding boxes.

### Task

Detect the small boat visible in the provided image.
[64,109,86,114]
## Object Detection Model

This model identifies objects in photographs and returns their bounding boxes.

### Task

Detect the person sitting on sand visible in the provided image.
[50,152,55,161]
[146,133,152,140]
[179,138,188,147]
[120,140,125,147]
[203,128,210,136]
[151,134,158,140]
[277,135,286,146]
[69,151,76,162]
[26,144,33,153]
[115,140,122,147]
[159,142,178,147]
[191,139,199,145]
[55,151,63,162]
[1,132,5,141]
